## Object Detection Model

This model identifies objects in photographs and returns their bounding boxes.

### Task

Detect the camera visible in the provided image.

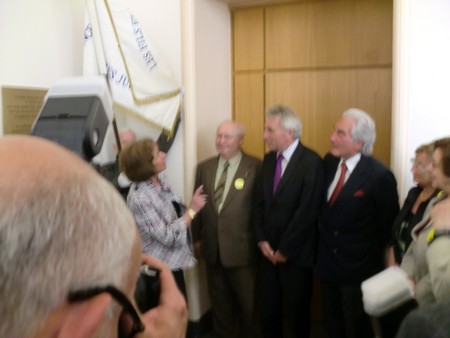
[134,265,161,312]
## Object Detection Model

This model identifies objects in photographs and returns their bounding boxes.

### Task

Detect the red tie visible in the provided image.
[329,161,347,206]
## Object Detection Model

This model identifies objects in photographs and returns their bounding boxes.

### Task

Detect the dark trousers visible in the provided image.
[259,258,313,338]
[172,269,187,302]
[320,280,373,338]
[206,260,260,338]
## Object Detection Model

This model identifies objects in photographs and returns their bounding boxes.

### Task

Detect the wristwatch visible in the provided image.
[187,208,196,219]
[427,228,450,245]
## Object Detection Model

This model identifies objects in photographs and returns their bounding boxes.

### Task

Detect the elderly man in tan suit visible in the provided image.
[192,120,262,338]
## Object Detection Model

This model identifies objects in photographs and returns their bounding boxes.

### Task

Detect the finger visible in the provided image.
[140,254,179,301]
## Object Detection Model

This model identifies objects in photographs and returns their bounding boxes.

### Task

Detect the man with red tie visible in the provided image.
[255,105,324,338]
[316,108,399,338]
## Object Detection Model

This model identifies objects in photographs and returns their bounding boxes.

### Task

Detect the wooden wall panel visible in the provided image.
[265,0,392,69]
[266,68,392,164]
[233,0,393,163]
[233,8,265,71]
[234,73,265,158]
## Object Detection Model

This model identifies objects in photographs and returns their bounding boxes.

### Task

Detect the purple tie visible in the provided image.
[273,153,284,194]
[329,161,347,206]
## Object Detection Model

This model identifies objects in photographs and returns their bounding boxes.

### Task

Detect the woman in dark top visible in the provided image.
[389,143,439,264]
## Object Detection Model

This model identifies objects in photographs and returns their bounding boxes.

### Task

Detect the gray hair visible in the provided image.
[343,108,376,155]
[266,105,302,139]
[0,160,136,337]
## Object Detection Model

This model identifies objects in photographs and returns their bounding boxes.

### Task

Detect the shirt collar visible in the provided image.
[279,139,299,162]
[341,152,361,173]
[219,151,242,168]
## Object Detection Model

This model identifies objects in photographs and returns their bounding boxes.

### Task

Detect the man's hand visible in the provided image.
[273,250,287,264]
[259,242,287,265]
[259,241,275,262]
[138,254,188,338]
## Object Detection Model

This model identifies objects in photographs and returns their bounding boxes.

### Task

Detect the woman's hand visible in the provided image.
[189,185,207,213]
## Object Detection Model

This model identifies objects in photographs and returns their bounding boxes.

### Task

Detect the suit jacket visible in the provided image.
[192,152,262,267]
[391,186,439,263]
[401,193,450,304]
[254,142,324,268]
[317,153,399,284]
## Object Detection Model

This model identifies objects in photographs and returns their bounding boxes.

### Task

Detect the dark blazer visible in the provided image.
[192,152,262,267]
[391,186,439,263]
[255,142,324,268]
[317,153,399,284]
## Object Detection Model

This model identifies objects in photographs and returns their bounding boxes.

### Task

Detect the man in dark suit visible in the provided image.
[192,120,262,338]
[255,105,324,338]
[316,108,399,338]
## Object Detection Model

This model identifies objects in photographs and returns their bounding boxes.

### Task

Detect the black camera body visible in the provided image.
[134,265,161,312]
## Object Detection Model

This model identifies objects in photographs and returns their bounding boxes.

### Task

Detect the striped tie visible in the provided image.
[214,161,229,207]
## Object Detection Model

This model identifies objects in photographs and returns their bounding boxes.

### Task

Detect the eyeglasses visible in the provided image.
[68,285,145,338]
[410,158,429,172]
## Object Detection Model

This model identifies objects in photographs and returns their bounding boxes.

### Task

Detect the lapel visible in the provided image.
[208,156,221,211]
[221,154,251,211]
[396,187,421,225]
[325,154,341,188]
[273,142,303,197]
[329,155,371,208]
[264,151,277,199]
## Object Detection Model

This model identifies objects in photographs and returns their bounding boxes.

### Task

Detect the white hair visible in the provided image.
[343,108,376,155]
[266,105,302,139]
[0,164,136,337]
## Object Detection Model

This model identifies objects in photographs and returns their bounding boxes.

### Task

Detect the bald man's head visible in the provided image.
[215,120,245,159]
[0,135,95,188]
[0,135,140,337]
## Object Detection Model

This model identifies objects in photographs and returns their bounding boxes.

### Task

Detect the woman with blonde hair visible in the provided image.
[388,143,439,265]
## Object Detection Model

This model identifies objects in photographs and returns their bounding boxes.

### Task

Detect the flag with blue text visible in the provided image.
[83,0,182,134]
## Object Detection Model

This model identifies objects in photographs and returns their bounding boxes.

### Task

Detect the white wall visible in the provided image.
[181,0,233,321]
[194,0,232,162]
[0,0,85,90]
[392,0,450,200]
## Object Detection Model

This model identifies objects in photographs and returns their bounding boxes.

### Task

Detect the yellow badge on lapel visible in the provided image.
[234,178,245,190]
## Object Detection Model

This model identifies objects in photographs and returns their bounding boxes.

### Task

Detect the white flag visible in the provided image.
[84,0,182,134]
